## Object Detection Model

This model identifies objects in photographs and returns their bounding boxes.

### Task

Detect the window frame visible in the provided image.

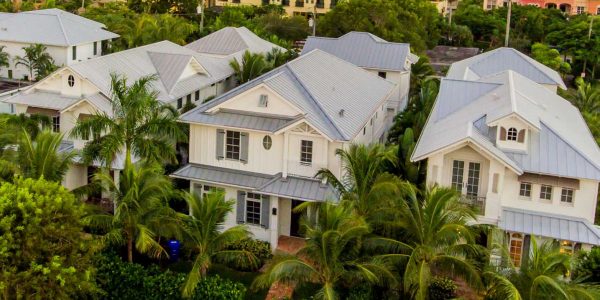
[377,71,387,79]
[177,98,182,109]
[245,192,262,225]
[560,188,574,204]
[519,182,532,199]
[67,75,75,87]
[195,90,200,101]
[300,140,313,165]
[225,130,241,160]
[93,42,98,55]
[540,184,553,201]
[72,46,77,60]
[507,127,518,141]
[262,135,272,150]
[52,115,60,133]
[509,233,524,267]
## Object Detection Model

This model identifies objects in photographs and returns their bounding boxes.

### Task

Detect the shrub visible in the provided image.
[574,246,600,283]
[95,252,246,300]
[428,276,457,300]
[226,238,272,271]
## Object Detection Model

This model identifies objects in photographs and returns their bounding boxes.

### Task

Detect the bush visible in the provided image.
[95,252,245,300]
[428,276,458,300]
[574,246,600,283]
[225,238,272,271]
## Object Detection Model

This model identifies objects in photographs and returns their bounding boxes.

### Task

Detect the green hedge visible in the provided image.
[95,252,245,300]
[428,276,458,300]
[226,238,272,271]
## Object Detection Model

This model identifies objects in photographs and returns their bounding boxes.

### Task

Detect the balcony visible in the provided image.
[295,0,304,7]
[460,195,486,215]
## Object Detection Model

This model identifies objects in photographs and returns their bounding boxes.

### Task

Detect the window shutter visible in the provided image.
[216,129,225,160]
[240,132,249,163]
[261,195,270,229]
[517,129,525,143]
[499,127,507,141]
[522,235,531,266]
[236,191,246,224]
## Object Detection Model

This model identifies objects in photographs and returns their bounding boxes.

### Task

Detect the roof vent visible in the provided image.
[339,109,345,117]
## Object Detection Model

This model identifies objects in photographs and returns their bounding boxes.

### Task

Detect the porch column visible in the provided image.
[270,198,280,250]
[282,132,289,178]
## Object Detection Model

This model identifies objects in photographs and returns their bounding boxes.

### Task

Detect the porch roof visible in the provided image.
[171,163,339,202]
[499,207,600,246]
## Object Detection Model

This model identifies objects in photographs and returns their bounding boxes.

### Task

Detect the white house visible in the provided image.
[301,31,418,116]
[172,49,398,249]
[0,8,119,80]
[412,49,600,267]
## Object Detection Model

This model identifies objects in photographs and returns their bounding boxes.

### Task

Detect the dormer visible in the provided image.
[495,116,529,152]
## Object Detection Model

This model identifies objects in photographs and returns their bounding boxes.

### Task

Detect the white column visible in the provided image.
[270,197,280,250]
[282,132,289,178]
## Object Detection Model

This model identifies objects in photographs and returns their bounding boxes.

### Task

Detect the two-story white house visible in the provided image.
[412,49,600,267]
[173,49,398,249]
[0,8,119,80]
[301,32,418,120]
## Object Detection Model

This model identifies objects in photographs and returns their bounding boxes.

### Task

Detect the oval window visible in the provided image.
[67,75,75,87]
[262,135,272,150]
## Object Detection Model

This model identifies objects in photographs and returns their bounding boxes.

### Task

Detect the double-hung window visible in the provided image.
[540,185,553,201]
[519,182,531,198]
[561,188,574,204]
[300,140,313,165]
[245,193,261,225]
[52,115,60,133]
[226,131,241,160]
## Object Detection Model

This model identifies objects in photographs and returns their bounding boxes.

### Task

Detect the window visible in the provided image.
[577,6,585,14]
[259,94,268,107]
[177,98,182,109]
[8,70,12,79]
[507,127,518,141]
[597,6,600,14]
[561,188,574,204]
[195,90,200,101]
[226,131,241,160]
[509,233,524,267]
[93,42,97,55]
[186,94,192,104]
[451,160,464,192]
[519,182,532,198]
[67,75,75,87]
[198,184,223,199]
[378,71,387,79]
[52,116,60,133]
[245,192,261,225]
[560,240,574,254]
[300,140,313,165]
[363,127,366,135]
[263,135,272,150]
[72,46,77,60]
[540,185,553,201]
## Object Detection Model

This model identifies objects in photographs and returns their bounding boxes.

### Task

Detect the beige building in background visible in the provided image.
[208,0,338,16]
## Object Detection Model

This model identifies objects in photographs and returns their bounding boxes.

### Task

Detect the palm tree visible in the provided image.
[70,73,183,168]
[0,129,74,182]
[116,15,158,49]
[229,51,269,84]
[14,44,56,81]
[86,162,180,263]
[265,48,293,69]
[254,202,395,300]
[376,186,482,300]
[485,237,600,300]
[409,56,435,96]
[154,14,196,45]
[571,79,600,114]
[316,143,401,221]
[0,46,9,72]
[181,191,259,297]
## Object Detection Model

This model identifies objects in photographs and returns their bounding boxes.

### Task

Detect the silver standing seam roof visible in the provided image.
[301,32,415,72]
[0,8,118,46]
[180,49,395,141]
[185,27,284,56]
[171,164,339,202]
[500,208,600,245]
[446,47,567,90]
[412,70,600,180]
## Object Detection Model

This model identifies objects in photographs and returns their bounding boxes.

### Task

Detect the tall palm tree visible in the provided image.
[409,56,435,96]
[316,143,401,221]
[485,237,600,300]
[14,44,56,81]
[254,202,395,300]
[0,46,9,73]
[86,162,180,263]
[571,79,600,114]
[181,191,258,297]
[71,73,183,168]
[229,51,269,84]
[154,14,196,45]
[376,186,482,300]
[116,15,158,49]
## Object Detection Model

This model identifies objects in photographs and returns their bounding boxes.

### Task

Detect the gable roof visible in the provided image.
[148,52,199,94]
[0,8,118,46]
[301,31,416,72]
[412,70,600,180]
[185,27,283,56]
[180,49,395,141]
[446,47,566,89]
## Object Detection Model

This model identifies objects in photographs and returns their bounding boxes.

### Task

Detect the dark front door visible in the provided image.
[290,200,304,237]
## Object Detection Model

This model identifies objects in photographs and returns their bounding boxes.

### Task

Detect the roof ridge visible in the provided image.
[285,57,347,140]
[509,48,560,85]
[54,13,70,45]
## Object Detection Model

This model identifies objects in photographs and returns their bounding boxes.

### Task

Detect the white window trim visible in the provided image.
[245,192,262,226]
[539,184,553,202]
[560,187,574,206]
[519,182,532,200]
[225,130,241,161]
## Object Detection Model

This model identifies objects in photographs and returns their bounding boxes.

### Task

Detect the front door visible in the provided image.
[290,200,304,237]
[451,160,481,197]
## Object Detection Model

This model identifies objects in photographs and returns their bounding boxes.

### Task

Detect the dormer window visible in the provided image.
[507,127,517,141]
[259,94,268,107]
[67,75,75,87]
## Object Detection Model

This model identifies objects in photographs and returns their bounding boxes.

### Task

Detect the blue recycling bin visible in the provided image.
[168,239,181,262]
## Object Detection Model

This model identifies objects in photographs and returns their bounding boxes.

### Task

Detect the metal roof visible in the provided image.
[182,109,300,132]
[148,52,195,94]
[0,8,118,46]
[181,49,395,141]
[301,32,414,71]
[185,27,284,56]
[171,163,339,202]
[412,70,600,180]
[4,90,79,110]
[446,47,566,90]
[499,207,600,245]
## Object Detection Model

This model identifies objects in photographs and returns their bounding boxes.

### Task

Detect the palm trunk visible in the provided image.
[201,266,207,277]
[125,145,132,168]
[127,235,133,263]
